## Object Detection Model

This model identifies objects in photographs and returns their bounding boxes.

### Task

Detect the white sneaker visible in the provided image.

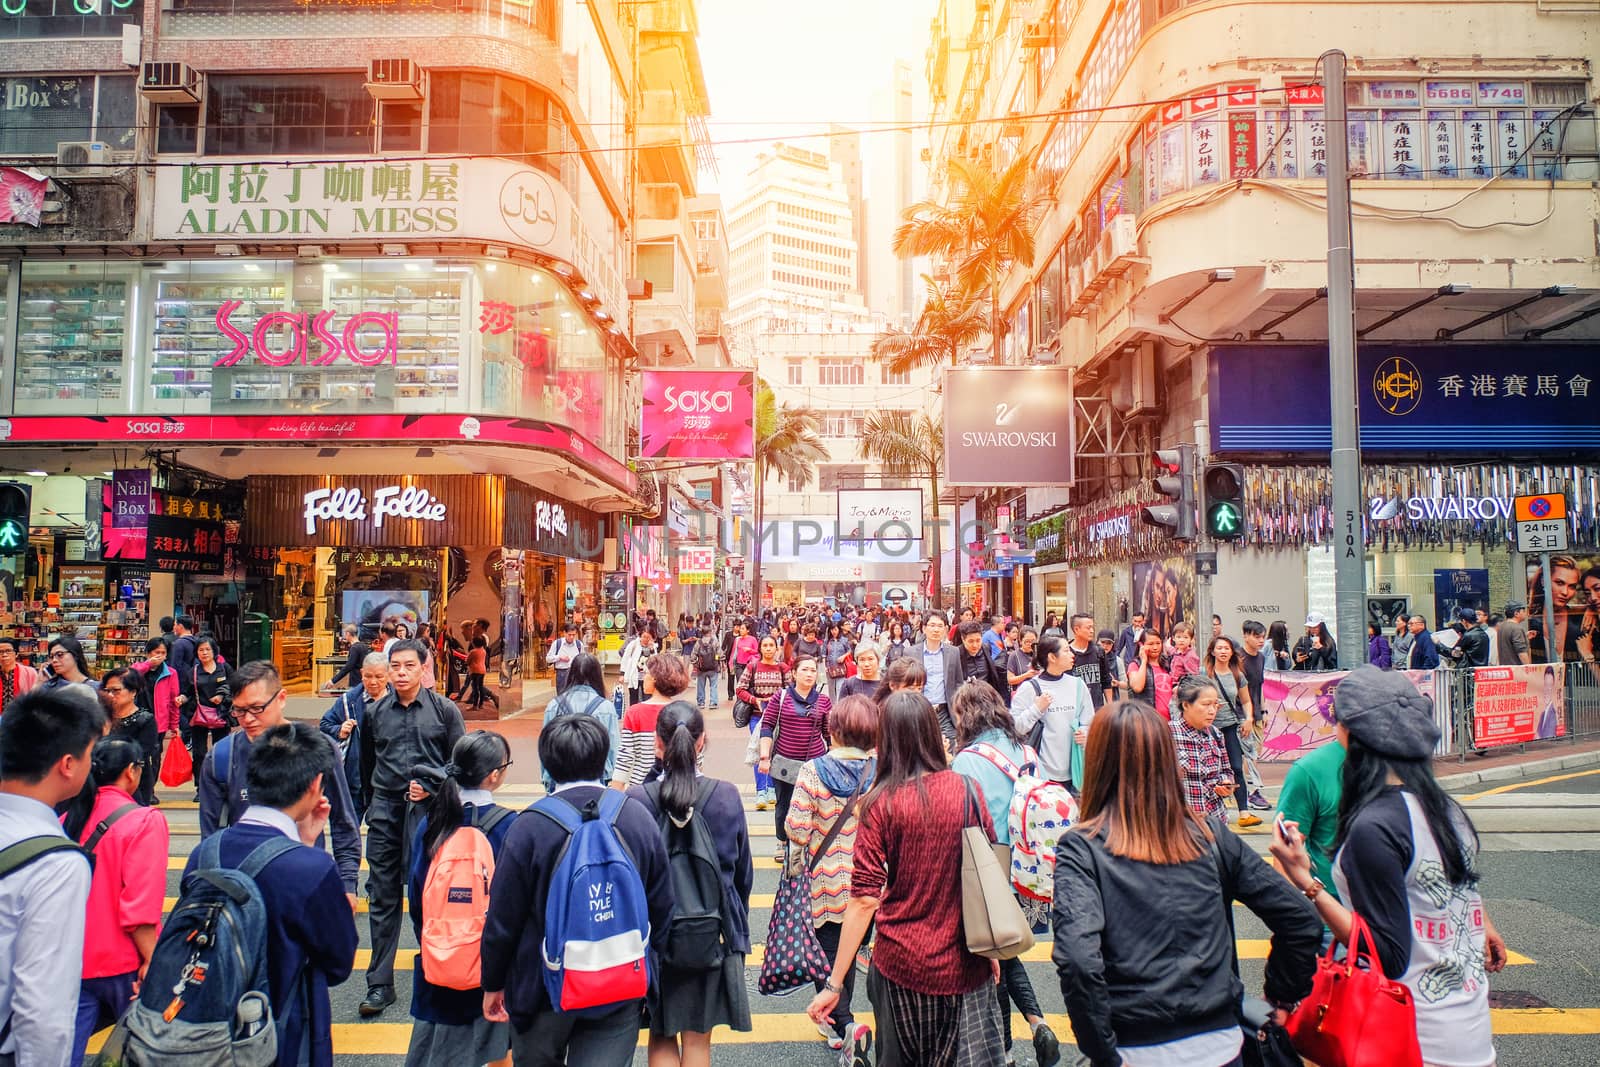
[818,1022,844,1050]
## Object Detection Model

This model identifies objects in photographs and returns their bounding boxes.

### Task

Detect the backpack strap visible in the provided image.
[474,805,515,837]
[83,803,141,857]
[595,787,626,826]
[967,742,1020,781]
[530,793,584,835]
[0,836,86,881]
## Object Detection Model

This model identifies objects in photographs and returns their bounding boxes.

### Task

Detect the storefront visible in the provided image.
[242,474,605,705]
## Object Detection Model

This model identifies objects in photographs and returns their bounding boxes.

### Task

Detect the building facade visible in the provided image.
[0,0,718,695]
[923,0,1600,647]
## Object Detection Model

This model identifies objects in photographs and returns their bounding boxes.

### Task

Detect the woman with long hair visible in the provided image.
[823,622,853,701]
[1266,620,1293,669]
[43,635,95,690]
[757,655,832,863]
[539,653,618,792]
[630,701,753,1065]
[1055,701,1320,1067]
[1367,621,1394,670]
[184,636,232,772]
[1010,633,1096,791]
[1270,667,1509,1067]
[882,620,910,666]
[1125,629,1173,719]
[736,635,791,812]
[785,694,878,1057]
[101,667,159,805]
[613,653,690,789]
[406,730,514,1067]
[950,681,1062,1067]
[72,738,169,1066]
[807,691,1004,1066]
[1203,635,1259,827]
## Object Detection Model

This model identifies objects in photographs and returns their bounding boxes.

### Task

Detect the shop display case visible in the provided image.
[14,282,127,409]
[151,280,287,402]
[58,565,107,666]
[326,276,463,403]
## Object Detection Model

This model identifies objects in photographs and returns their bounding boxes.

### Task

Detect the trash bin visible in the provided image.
[239,612,273,664]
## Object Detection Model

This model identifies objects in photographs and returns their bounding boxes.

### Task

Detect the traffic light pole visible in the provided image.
[1194,420,1212,652]
[1324,50,1365,669]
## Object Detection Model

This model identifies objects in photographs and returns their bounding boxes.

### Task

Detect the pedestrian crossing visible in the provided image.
[100,786,1600,1065]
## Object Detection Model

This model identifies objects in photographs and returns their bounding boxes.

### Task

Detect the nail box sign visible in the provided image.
[303,485,447,535]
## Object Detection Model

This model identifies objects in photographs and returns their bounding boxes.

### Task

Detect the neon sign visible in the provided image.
[213,301,398,368]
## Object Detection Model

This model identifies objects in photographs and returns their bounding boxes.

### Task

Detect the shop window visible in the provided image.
[0,0,142,38]
[0,75,135,156]
[14,265,128,413]
[637,242,676,294]
[204,74,373,157]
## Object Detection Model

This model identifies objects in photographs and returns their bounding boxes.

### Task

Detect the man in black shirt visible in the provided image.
[955,621,1010,703]
[1067,612,1116,707]
[359,639,464,1015]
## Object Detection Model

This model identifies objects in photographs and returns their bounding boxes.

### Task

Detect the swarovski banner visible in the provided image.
[943,367,1075,487]
[837,487,923,542]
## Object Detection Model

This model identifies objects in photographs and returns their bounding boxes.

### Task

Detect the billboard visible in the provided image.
[837,487,923,542]
[1472,664,1565,746]
[638,370,755,460]
[943,367,1074,487]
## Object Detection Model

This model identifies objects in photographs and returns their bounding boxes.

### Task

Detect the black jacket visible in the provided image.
[957,645,1010,704]
[1291,635,1338,671]
[1052,825,1320,1067]
[1450,623,1491,668]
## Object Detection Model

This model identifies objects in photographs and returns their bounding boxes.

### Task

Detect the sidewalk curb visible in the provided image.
[1435,747,1600,791]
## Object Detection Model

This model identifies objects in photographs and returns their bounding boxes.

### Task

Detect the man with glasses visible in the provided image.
[360,639,464,1017]
[197,660,361,914]
[0,637,39,711]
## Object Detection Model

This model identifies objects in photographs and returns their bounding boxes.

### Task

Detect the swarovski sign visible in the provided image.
[943,367,1075,487]
[302,485,447,535]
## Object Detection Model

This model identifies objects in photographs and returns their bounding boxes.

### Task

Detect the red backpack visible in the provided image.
[419,806,513,990]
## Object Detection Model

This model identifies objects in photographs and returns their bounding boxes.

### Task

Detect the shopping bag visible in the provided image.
[159,734,193,787]
[756,870,832,996]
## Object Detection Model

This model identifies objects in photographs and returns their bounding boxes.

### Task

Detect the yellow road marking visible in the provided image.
[1459,767,1600,803]
[88,1006,1599,1055]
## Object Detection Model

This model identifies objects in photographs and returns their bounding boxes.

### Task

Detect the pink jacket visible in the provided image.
[78,785,169,979]
[4,663,39,698]
[132,660,180,733]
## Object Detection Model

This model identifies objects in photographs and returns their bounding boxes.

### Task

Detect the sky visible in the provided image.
[694,0,942,199]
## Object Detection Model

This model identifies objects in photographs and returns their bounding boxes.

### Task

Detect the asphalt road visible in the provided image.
[109,762,1600,1067]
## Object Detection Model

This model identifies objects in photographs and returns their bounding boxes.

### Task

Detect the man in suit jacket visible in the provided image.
[917,611,964,743]
[317,652,390,819]
[1112,612,1148,663]
[183,721,357,1067]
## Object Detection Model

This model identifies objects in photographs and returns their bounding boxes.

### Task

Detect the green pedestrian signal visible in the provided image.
[0,519,22,550]
[0,483,29,555]
[1202,463,1247,542]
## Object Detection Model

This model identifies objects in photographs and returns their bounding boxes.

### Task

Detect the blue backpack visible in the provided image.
[531,790,652,1014]
[107,833,296,1066]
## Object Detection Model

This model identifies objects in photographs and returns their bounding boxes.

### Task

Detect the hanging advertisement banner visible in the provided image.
[676,544,716,585]
[1472,663,1565,746]
[943,367,1075,487]
[836,488,923,542]
[638,370,755,460]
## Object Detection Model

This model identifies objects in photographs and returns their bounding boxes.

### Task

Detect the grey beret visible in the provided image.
[1334,664,1440,760]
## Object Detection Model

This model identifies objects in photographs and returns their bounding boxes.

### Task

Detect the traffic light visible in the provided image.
[0,483,31,555]
[1140,445,1195,540]
[1203,462,1247,541]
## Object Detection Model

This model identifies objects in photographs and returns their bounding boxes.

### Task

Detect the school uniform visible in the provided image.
[405,793,516,1067]
[480,784,674,1066]
[180,812,358,1067]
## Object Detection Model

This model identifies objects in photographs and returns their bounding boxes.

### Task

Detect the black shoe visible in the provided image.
[359,987,395,1017]
[1033,1022,1061,1067]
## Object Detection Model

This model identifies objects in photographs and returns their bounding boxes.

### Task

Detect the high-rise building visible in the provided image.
[864,60,922,330]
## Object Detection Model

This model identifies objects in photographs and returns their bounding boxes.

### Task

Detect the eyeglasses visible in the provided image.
[229,688,284,721]
[496,760,514,772]
[48,650,72,660]
[103,686,129,695]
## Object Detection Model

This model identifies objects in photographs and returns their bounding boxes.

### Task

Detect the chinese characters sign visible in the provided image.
[1210,344,1600,454]
[147,491,225,573]
[638,370,755,460]
[676,544,715,585]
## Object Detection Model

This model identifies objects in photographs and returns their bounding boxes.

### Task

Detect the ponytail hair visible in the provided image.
[420,730,511,863]
[654,699,704,823]
[92,737,144,787]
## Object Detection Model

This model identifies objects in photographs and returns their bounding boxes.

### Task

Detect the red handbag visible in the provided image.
[1286,912,1422,1067]
[158,734,193,788]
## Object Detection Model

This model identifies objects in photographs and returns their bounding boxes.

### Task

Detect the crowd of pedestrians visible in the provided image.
[0,598,1513,1067]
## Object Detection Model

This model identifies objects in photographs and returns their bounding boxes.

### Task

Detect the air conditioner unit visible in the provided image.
[1105,213,1137,260]
[966,346,996,365]
[140,62,200,103]
[366,58,422,101]
[1032,345,1059,365]
[1110,341,1159,416]
[53,141,110,177]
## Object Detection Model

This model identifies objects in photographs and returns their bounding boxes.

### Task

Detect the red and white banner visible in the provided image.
[0,167,47,227]
[1472,663,1565,746]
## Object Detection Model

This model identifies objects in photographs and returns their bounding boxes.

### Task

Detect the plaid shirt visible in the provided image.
[1171,718,1229,822]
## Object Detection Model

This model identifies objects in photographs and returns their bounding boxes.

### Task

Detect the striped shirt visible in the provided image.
[615,701,666,786]
[783,755,869,926]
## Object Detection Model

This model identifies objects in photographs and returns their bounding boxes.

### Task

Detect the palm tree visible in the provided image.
[872,276,989,375]
[860,410,945,606]
[892,149,1039,362]
[750,380,827,605]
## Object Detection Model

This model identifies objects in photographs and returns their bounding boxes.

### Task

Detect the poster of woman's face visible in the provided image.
[343,590,430,642]
[1526,553,1600,662]
[1131,556,1195,640]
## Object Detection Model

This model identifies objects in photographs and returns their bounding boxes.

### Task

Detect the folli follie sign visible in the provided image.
[245,475,507,548]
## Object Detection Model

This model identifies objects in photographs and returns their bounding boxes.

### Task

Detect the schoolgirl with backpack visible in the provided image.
[628,700,753,1062]
[405,731,517,1067]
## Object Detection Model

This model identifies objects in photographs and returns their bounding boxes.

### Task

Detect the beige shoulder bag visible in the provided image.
[959,775,1035,960]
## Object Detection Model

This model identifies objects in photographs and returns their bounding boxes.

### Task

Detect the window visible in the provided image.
[786,359,803,385]
[205,74,372,156]
[0,0,141,38]
[379,101,422,153]
[0,75,135,155]
[14,264,128,414]
[637,243,676,294]
[821,410,864,437]
[817,360,864,386]
[786,470,808,492]
[427,71,567,177]
[157,105,199,155]
[882,364,911,386]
